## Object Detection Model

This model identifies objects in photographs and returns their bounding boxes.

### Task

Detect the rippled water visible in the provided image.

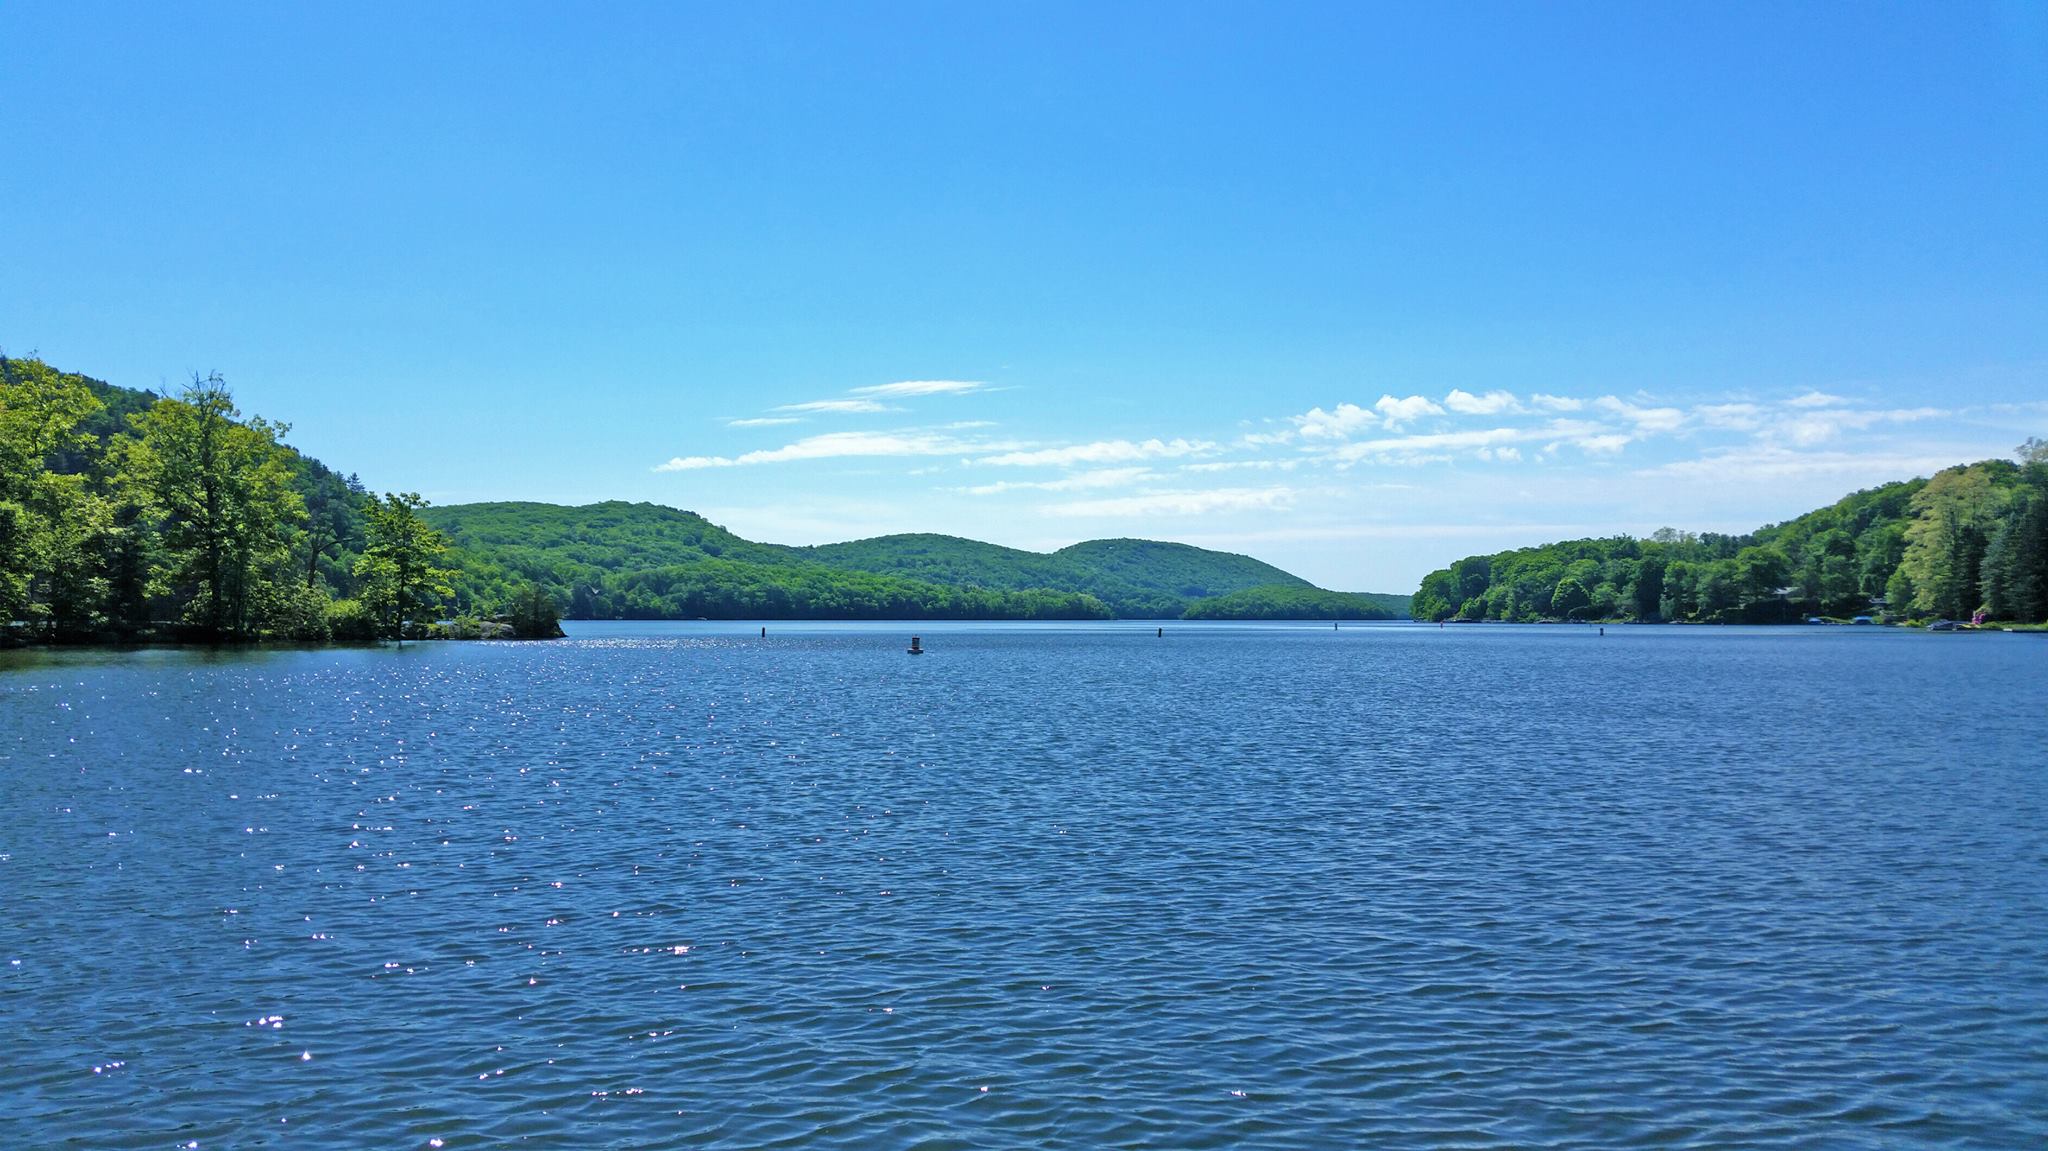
[3,621,2044,1149]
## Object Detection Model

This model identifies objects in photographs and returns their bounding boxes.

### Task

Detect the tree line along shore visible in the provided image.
[13,352,2037,643]
[1413,442,2048,627]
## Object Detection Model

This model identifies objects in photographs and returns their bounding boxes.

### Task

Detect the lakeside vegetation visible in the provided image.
[0,356,558,642]
[1181,584,1412,620]
[3,354,1404,641]
[1412,445,2048,625]
[16,351,2043,639]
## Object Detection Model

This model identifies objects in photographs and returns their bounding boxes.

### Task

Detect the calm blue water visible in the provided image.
[3,622,2044,1149]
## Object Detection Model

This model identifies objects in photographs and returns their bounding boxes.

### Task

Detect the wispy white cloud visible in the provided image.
[655,429,999,471]
[1635,445,1968,483]
[1575,433,1632,454]
[1693,402,1764,430]
[1444,388,1520,415]
[1293,402,1377,439]
[960,467,1155,496]
[1182,459,1300,473]
[1594,396,1686,433]
[851,379,985,397]
[726,416,803,428]
[1331,427,1524,462]
[978,437,1218,467]
[1375,394,1446,429]
[774,398,895,414]
[1043,486,1296,518]
[1773,406,1948,446]
[1530,393,1584,411]
[1785,391,1847,408]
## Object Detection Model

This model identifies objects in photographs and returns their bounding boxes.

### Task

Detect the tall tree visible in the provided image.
[1900,465,2008,619]
[1984,491,2048,623]
[124,374,305,638]
[0,357,118,638]
[355,492,453,640]
[1632,555,1666,620]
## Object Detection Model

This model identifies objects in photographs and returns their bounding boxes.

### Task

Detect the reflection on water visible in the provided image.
[3,623,2044,1148]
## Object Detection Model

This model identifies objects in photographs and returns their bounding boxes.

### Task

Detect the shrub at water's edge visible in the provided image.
[1412,444,2048,626]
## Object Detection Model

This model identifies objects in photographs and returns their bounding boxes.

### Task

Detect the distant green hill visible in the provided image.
[419,502,1113,620]
[1182,584,1414,621]
[796,532,1317,618]
[798,533,1089,592]
[423,501,1409,620]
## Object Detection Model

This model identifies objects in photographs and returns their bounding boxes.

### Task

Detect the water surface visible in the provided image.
[3,622,2044,1148]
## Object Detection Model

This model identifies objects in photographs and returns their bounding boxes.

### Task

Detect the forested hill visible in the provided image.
[796,533,1310,619]
[1412,448,2048,625]
[422,501,1410,621]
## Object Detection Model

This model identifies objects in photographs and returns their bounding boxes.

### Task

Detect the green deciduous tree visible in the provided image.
[0,358,119,638]
[123,374,306,639]
[1900,465,2008,619]
[1551,575,1592,619]
[507,582,565,638]
[355,492,454,640]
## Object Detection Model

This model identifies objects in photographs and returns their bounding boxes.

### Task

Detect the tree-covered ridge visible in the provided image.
[420,500,793,569]
[591,560,1111,620]
[1412,447,2048,624]
[1180,584,1411,621]
[1052,538,1309,616]
[799,533,1096,593]
[0,355,558,642]
[424,501,1381,620]
[798,533,1311,618]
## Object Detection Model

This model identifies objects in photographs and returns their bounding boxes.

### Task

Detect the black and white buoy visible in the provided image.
[908,635,924,655]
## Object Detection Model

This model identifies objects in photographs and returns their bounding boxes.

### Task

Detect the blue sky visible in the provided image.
[4,2,2044,592]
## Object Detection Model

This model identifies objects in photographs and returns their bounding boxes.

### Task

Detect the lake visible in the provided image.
[3,621,2044,1149]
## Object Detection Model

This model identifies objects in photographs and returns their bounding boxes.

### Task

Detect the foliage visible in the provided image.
[588,558,1114,620]
[423,503,1359,620]
[506,582,565,638]
[354,492,455,639]
[0,354,581,643]
[1180,584,1409,620]
[326,597,382,642]
[123,374,307,639]
[256,580,334,641]
[1413,450,2048,625]
[1898,463,2012,619]
[0,357,116,637]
